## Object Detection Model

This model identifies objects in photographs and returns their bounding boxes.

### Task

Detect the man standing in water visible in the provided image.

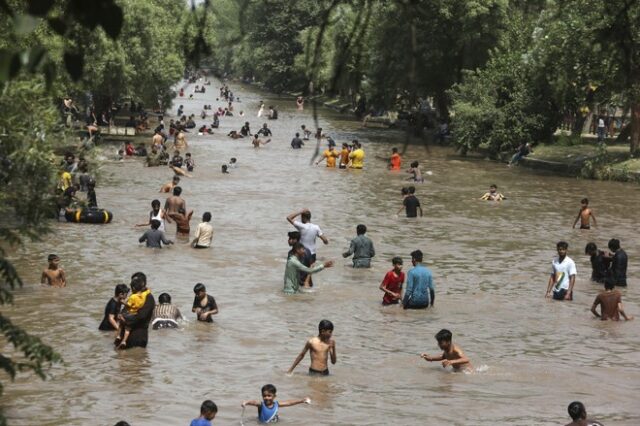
[284,243,333,294]
[287,208,328,262]
[545,241,577,301]
[117,272,156,349]
[342,224,375,268]
[164,186,186,217]
[403,250,435,309]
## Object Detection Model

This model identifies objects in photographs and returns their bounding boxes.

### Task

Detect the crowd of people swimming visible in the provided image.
[41,70,633,426]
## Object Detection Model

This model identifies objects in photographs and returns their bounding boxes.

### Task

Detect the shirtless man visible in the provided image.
[152,128,164,149]
[421,329,472,372]
[565,401,604,426]
[174,129,188,150]
[287,320,337,376]
[572,198,597,229]
[159,176,180,193]
[41,254,66,288]
[252,134,271,148]
[164,186,186,217]
[591,280,633,321]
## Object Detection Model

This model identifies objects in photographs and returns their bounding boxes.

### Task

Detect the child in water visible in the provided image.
[41,254,66,288]
[241,384,310,424]
[116,278,151,349]
[420,329,472,372]
[189,400,217,426]
[407,161,424,182]
[288,319,337,376]
[379,257,405,305]
[479,184,505,201]
[572,197,597,229]
[185,153,195,172]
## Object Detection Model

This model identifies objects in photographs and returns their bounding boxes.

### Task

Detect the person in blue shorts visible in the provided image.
[242,384,310,424]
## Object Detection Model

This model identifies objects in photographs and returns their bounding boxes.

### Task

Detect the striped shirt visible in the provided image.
[151,304,182,321]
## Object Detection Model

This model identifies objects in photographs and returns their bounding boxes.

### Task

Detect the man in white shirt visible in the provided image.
[545,241,577,301]
[191,211,214,248]
[287,208,328,261]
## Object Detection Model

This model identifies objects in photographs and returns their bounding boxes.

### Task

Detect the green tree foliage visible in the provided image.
[0,78,64,424]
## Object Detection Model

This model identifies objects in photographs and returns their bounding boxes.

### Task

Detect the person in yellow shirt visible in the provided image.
[389,147,402,170]
[316,142,339,168]
[59,170,72,191]
[348,140,365,169]
[116,279,151,349]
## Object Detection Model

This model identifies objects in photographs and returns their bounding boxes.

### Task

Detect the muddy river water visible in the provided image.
[2,79,639,425]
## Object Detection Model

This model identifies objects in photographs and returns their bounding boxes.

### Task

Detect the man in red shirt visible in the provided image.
[379,257,405,305]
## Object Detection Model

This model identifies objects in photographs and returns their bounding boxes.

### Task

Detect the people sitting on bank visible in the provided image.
[508,142,533,167]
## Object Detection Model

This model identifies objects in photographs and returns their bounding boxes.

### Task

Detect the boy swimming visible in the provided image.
[41,254,66,288]
[420,329,472,372]
[241,384,310,424]
[480,184,506,201]
[288,319,336,376]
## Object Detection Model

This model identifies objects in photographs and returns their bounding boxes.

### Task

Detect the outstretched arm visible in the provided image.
[287,341,310,374]
[420,352,444,362]
[241,400,260,408]
[279,398,311,408]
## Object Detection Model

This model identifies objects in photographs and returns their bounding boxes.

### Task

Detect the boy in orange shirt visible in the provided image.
[389,147,402,170]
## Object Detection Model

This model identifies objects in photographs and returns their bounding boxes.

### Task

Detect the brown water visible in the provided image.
[2,80,639,426]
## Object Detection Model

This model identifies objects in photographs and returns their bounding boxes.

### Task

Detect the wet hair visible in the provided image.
[158,293,171,304]
[47,254,59,262]
[131,272,146,286]
[150,219,161,229]
[356,224,367,235]
[202,212,212,222]
[185,152,191,157]
[151,199,160,208]
[173,186,182,196]
[318,319,334,332]
[435,329,452,343]
[130,278,144,293]
[172,176,180,183]
[288,231,301,241]
[490,184,497,189]
[392,256,403,265]
[604,279,615,290]
[408,186,416,194]
[295,132,300,137]
[114,422,131,426]
[568,401,586,421]
[230,157,237,163]
[410,161,419,168]
[556,241,568,250]
[401,187,409,195]
[392,147,398,153]
[301,211,311,221]
[261,384,277,395]
[608,238,620,251]
[200,400,218,415]
[411,250,423,263]
[193,283,206,294]
[585,242,597,255]
[221,164,228,173]
[581,198,589,204]
[115,284,129,296]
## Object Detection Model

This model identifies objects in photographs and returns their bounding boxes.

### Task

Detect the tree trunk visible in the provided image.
[631,102,640,156]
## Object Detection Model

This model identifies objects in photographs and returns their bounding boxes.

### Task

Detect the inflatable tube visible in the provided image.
[64,208,113,224]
